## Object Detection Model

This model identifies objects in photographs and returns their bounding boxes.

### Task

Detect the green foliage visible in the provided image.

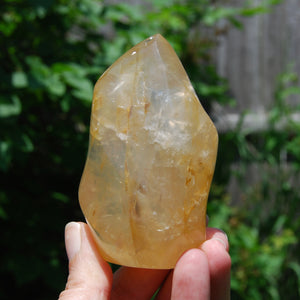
[0,0,295,299]
[212,67,300,299]
[209,190,299,299]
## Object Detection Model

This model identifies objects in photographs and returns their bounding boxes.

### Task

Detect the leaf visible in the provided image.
[52,192,69,203]
[25,56,67,96]
[0,140,11,171]
[279,86,300,100]
[0,190,8,220]
[63,73,93,102]
[102,37,126,65]
[286,136,300,161]
[265,136,277,152]
[0,206,8,220]
[288,262,300,296]
[151,0,174,9]
[63,73,87,89]
[0,95,22,117]
[203,7,239,26]
[228,16,243,29]
[0,10,22,36]
[52,63,88,77]
[21,134,34,152]
[12,71,28,88]
[26,56,50,78]
[44,74,66,96]
[72,86,93,102]
[60,96,71,112]
[241,7,269,16]
[105,3,143,24]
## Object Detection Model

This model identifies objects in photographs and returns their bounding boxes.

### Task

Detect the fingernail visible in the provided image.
[212,237,227,250]
[218,228,228,240]
[65,222,81,261]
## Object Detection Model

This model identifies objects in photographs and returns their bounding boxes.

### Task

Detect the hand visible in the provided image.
[59,222,231,300]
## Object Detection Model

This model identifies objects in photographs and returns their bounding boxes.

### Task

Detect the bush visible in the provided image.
[211,67,300,299]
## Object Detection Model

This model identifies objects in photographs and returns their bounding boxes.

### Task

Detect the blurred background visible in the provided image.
[0,0,299,299]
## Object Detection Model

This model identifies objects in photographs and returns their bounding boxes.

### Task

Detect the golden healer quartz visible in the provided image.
[79,34,218,269]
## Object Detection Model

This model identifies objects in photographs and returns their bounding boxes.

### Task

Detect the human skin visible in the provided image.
[58,222,231,300]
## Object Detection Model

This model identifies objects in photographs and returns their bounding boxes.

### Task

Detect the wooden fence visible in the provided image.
[212,0,300,132]
[211,0,300,203]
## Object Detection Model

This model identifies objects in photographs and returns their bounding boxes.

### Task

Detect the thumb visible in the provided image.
[58,222,113,300]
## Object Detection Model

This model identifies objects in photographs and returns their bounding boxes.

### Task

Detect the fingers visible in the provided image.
[59,222,230,300]
[157,249,211,300]
[171,249,210,300]
[111,267,169,300]
[157,227,230,300]
[201,228,231,300]
[58,222,113,300]
[206,227,229,252]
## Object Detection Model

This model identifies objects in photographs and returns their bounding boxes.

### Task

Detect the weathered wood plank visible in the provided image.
[213,0,300,113]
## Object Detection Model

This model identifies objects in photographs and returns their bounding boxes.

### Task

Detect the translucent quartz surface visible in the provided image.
[79,34,218,269]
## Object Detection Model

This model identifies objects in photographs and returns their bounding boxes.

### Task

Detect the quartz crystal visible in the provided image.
[79,34,218,269]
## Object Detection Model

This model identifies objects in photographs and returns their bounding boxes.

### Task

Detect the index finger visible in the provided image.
[201,227,231,300]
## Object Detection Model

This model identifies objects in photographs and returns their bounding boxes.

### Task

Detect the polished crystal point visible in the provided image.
[79,34,218,269]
